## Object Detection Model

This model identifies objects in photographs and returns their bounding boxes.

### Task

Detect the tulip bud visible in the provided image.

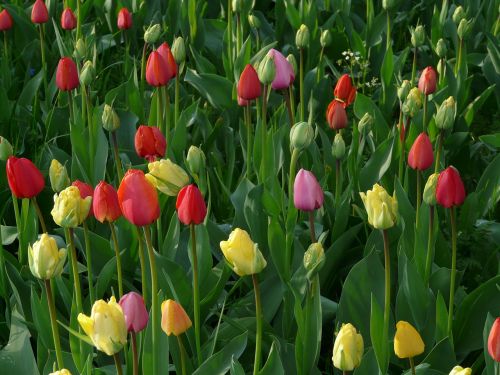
[49,159,70,193]
[7,157,45,198]
[332,133,346,160]
[186,145,206,177]
[436,166,466,208]
[360,183,398,230]
[382,0,396,10]
[423,173,439,206]
[452,6,466,25]
[267,49,295,90]
[303,242,325,279]
[332,323,364,371]
[294,169,324,212]
[74,38,86,60]
[176,184,207,225]
[119,292,149,333]
[290,121,314,151]
[408,133,433,171]
[61,8,77,30]
[51,186,92,228]
[248,13,260,29]
[435,96,456,130]
[397,80,412,102]
[80,60,95,86]
[411,25,425,48]
[93,181,121,223]
[144,24,161,44]
[286,54,298,78]
[449,366,472,375]
[56,57,79,91]
[161,299,192,336]
[394,321,425,359]
[258,53,276,85]
[418,66,437,95]
[29,234,67,280]
[358,113,373,135]
[135,125,166,162]
[457,19,472,39]
[31,0,49,24]
[320,29,332,47]
[146,159,190,196]
[326,99,348,130]
[72,180,94,217]
[117,8,132,30]
[0,136,13,161]
[171,36,186,65]
[487,318,500,362]
[0,9,13,31]
[238,64,261,101]
[402,87,423,117]
[232,0,244,12]
[436,38,447,58]
[220,228,267,276]
[437,58,445,78]
[334,74,356,107]
[102,104,121,132]
[296,24,310,49]
[49,370,72,375]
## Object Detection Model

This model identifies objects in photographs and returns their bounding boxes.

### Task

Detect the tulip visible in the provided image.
[28,234,67,280]
[146,159,189,197]
[436,166,466,208]
[411,25,425,48]
[134,125,166,162]
[452,6,466,24]
[290,122,314,151]
[102,104,121,132]
[0,136,13,161]
[334,74,356,108]
[117,8,132,30]
[161,299,192,336]
[358,113,373,135]
[360,183,398,230]
[74,38,86,61]
[237,96,249,106]
[186,146,206,177]
[397,80,412,102]
[457,19,472,39]
[320,29,332,47]
[61,8,76,30]
[258,52,276,85]
[93,181,121,223]
[332,323,364,371]
[6,156,45,198]
[238,64,261,101]
[49,370,72,375]
[144,24,161,45]
[487,317,500,362]
[418,66,437,95]
[157,42,177,81]
[0,9,13,31]
[267,49,295,90]
[394,321,425,359]
[56,57,79,91]
[402,87,423,118]
[72,180,94,217]
[119,292,149,333]
[220,228,267,276]
[293,169,324,212]
[118,169,160,227]
[435,96,456,130]
[176,184,207,225]
[171,36,186,64]
[303,242,325,279]
[436,39,447,58]
[78,296,128,355]
[326,99,348,130]
[80,60,95,86]
[31,0,49,24]
[146,50,169,87]
[51,186,91,228]
[423,173,439,206]
[332,133,346,160]
[408,133,433,171]
[296,24,310,49]
[449,366,472,375]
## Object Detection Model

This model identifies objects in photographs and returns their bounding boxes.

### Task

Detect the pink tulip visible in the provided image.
[268,49,295,90]
[119,292,149,333]
[294,169,324,211]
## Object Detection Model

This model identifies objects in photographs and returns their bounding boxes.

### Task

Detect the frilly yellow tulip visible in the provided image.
[28,234,67,280]
[332,323,364,371]
[360,183,398,230]
[449,366,472,375]
[51,186,92,228]
[220,228,267,276]
[394,321,425,359]
[49,159,70,193]
[49,370,72,375]
[146,159,189,196]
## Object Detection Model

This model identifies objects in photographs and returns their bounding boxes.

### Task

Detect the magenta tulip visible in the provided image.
[294,169,324,211]
[268,49,295,90]
[119,292,149,333]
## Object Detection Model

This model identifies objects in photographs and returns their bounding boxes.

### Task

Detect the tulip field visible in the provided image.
[1,0,500,374]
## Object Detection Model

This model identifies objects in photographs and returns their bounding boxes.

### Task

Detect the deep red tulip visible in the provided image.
[0,9,13,31]
[436,166,466,208]
[487,318,500,362]
[134,125,166,162]
[31,0,49,24]
[118,169,160,226]
[119,292,149,333]
[56,57,79,91]
[294,169,324,211]
[176,184,207,225]
[146,50,169,87]
[326,99,348,130]
[418,66,437,95]
[157,42,177,81]
[408,133,433,171]
[238,64,261,101]
[72,180,94,217]
[93,181,122,223]
[334,74,356,107]
[61,8,76,30]
[6,156,45,198]
[117,8,132,30]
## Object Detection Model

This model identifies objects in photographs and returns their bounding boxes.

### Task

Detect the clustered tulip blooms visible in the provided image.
[51,186,92,228]
[146,159,189,196]
[265,48,295,90]
[6,156,45,198]
[145,44,177,87]
[436,166,466,208]
[72,180,94,217]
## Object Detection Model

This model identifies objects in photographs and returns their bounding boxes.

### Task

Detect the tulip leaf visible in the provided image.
[421,337,456,373]
[370,294,388,375]
[259,341,285,375]
[483,313,496,375]
[359,136,395,192]
[184,69,233,110]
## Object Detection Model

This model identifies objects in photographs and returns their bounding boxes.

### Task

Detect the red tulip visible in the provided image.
[56,57,79,91]
[93,181,122,223]
[134,125,166,162]
[118,169,160,226]
[61,8,76,30]
[157,42,177,81]
[487,318,500,362]
[146,50,169,87]
[436,166,466,208]
[418,66,437,95]
[31,0,49,24]
[72,180,94,217]
[6,156,45,198]
[408,133,433,171]
[294,169,324,211]
[326,99,348,130]
[176,184,207,225]
[237,96,249,106]
[334,74,356,107]
[238,64,261,101]
[117,8,132,30]
[0,9,13,31]
[119,292,149,333]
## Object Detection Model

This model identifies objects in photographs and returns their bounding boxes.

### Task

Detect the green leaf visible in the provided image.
[259,341,285,375]
[370,294,388,374]
[359,136,395,191]
[479,133,500,148]
[184,69,233,110]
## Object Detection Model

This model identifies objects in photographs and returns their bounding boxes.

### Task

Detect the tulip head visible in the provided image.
[332,323,364,371]
[102,104,121,132]
[326,99,348,130]
[29,234,67,280]
[6,156,45,198]
[334,74,356,108]
[394,321,425,358]
[452,6,466,25]
[186,146,206,177]
[436,38,447,58]
[49,370,72,375]
[176,184,207,225]
[286,54,298,79]
[238,64,261,101]
[51,186,92,227]
[294,169,324,212]
[258,52,276,86]
[332,133,346,160]
[161,299,192,336]
[397,80,412,102]
[382,0,396,10]
[360,183,398,230]
[146,159,190,196]
[144,24,161,44]
[411,25,425,48]
[0,136,13,161]
[74,38,86,61]
[408,133,433,171]
[157,42,177,80]
[402,87,423,117]
[61,8,76,30]
[418,66,437,95]
[268,49,295,90]
[31,0,49,24]
[134,125,166,162]
[248,13,260,29]
[290,121,314,151]
[49,159,70,193]
[171,36,186,64]
[72,180,94,217]
[303,242,325,279]
[0,9,13,31]
[56,57,79,91]
[320,29,332,47]
[423,173,439,206]
[487,317,500,362]
[146,50,169,87]
[435,96,456,130]
[80,60,95,86]
[457,18,473,39]
[296,24,310,49]
[117,8,132,30]
[436,166,466,208]
[220,228,267,276]
[358,112,374,135]
[449,366,472,375]
[119,292,149,333]
[93,181,122,223]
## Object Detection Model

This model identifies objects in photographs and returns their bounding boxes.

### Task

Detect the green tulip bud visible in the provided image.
[452,6,466,25]
[435,96,456,130]
[436,38,447,58]
[80,60,95,86]
[74,38,86,60]
[423,173,439,206]
[358,113,374,135]
[187,145,206,176]
[171,36,186,64]
[457,18,472,39]
[248,13,260,29]
[332,133,346,160]
[320,29,332,48]
[287,54,298,77]
[402,87,423,117]
[144,24,161,44]
[437,59,446,79]
[102,104,120,132]
[290,122,314,151]
[303,242,325,279]
[411,25,425,48]
[0,136,13,161]
[382,0,396,10]
[296,24,310,49]
[397,80,412,102]
[49,159,70,193]
[232,0,244,12]
[258,53,276,85]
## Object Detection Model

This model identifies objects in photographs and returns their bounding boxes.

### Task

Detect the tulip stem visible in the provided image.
[32,197,47,233]
[124,31,130,78]
[68,91,75,129]
[308,212,316,243]
[409,357,416,375]
[111,132,124,181]
[12,195,24,263]
[424,206,435,286]
[76,0,81,41]
[411,47,417,86]
[289,86,296,122]
[131,331,139,375]
[175,71,180,129]
[252,274,263,375]
[447,207,457,336]
[65,228,83,314]
[299,48,304,122]
[434,130,444,173]
[45,279,64,369]
[283,89,295,126]
[286,148,300,280]
[260,84,269,183]
[423,95,428,132]
[109,223,123,298]
[157,87,163,133]
[386,10,391,51]
[84,85,95,170]
[113,353,124,375]
[190,223,203,366]
[416,171,421,229]
[177,335,188,375]
[140,43,148,105]
[38,25,48,95]
[135,227,148,305]
[335,158,341,208]
[143,226,159,375]
[227,0,233,68]
[163,86,171,146]
[236,12,242,55]
[454,38,463,76]
[83,221,95,304]
[245,103,252,179]
[382,229,391,360]
[316,47,324,83]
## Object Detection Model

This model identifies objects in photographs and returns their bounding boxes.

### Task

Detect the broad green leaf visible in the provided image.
[184,69,233,110]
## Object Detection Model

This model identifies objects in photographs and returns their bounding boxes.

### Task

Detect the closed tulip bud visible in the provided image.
[80,60,95,86]
[146,159,190,196]
[303,242,325,279]
[435,96,456,130]
[74,38,86,60]
[171,36,186,64]
[397,80,412,102]
[51,186,91,227]
[176,184,207,225]
[134,125,166,162]
[418,66,437,95]
[411,25,425,48]
[29,234,67,280]
[402,87,423,117]
[61,8,76,30]
[457,18,472,39]
[186,145,206,176]
[49,370,72,375]
[117,8,132,30]
[294,169,324,212]
[6,156,45,198]
[394,321,425,358]
[360,183,398,230]
[119,292,149,333]
[0,9,14,31]
[56,57,79,91]
[144,24,161,44]
[437,59,446,80]
[332,133,346,159]
[452,6,466,25]
[326,99,348,130]
[332,323,364,371]
[232,0,244,12]
[382,0,396,10]
[334,74,357,107]
[423,173,439,206]
[49,159,70,192]
[118,169,160,226]
[93,181,121,223]
[31,0,49,24]
[436,38,447,58]
[286,54,298,80]
[358,113,373,135]
[220,228,267,276]
[157,42,177,80]
[320,29,332,47]
[78,296,127,355]
[248,13,260,29]
[0,136,13,161]
[408,133,433,171]
[436,166,466,208]
[269,49,295,90]
[487,318,500,362]
[238,64,261,101]
[290,121,314,151]
[258,53,276,85]
[146,50,169,87]
[449,366,472,375]
[296,24,310,49]
[102,104,121,132]
[72,180,94,217]
[161,299,192,336]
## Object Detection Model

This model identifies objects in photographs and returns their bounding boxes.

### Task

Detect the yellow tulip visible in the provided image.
[161,299,192,336]
[51,186,92,228]
[146,159,189,196]
[220,228,267,276]
[49,159,70,193]
[394,321,425,359]
[449,366,472,375]
[49,370,72,375]
[28,234,67,280]
[332,323,364,371]
[78,296,127,356]
[359,183,398,230]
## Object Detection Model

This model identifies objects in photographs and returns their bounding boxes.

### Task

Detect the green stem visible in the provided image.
[177,335,188,375]
[411,47,417,86]
[260,85,269,183]
[316,47,324,83]
[38,25,48,95]
[76,0,81,41]
[140,43,148,106]
[175,71,180,129]
[111,132,124,181]
[45,279,64,369]
[84,85,94,170]
[252,274,263,375]
[308,211,316,243]
[163,87,171,146]
[65,228,83,314]
[83,221,95,304]
[12,195,23,263]
[124,32,130,78]
[227,0,233,68]
[289,86,295,122]
[434,130,444,173]
[424,206,435,286]
[109,223,123,298]
[114,353,123,375]
[285,148,300,280]
[454,38,463,76]
[131,331,139,375]
[190,224,202,366]
[409,357,416,375]
[157,87,163,133]
[245,104,252,180]
[3,31,9,71]
[236,12,241,55]
[386,10,391,51]
[283,89,294,126]
[416,171,421,229]
[68,91,75,130]
[32,197,47,233]
[447,207,457,335]
[299,48,304,121]
[135,227,148,305]
[382,229,391,356]
[398,110,404,182]
[335,158,341,208]
[423,94,428,132]
[143,226,158,375]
